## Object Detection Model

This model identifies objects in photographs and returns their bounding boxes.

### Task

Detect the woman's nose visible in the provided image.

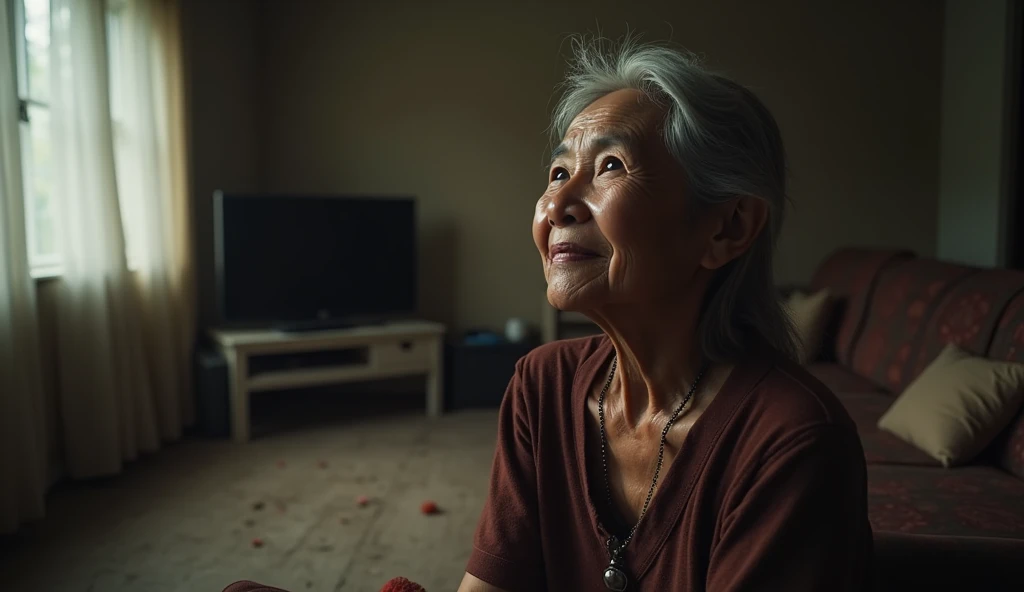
[546,186,593,227]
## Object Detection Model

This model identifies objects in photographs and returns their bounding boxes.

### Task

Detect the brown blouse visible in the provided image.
[467,335,872,591]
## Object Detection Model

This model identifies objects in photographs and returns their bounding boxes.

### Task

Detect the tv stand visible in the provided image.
[209,320,446,442]
[273,318,360,333]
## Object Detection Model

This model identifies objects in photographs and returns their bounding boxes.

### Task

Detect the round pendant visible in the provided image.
[603,565,628,591]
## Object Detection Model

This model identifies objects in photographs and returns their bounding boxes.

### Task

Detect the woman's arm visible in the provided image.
[462,360,545,591]
[706,424,873,591]
[457,573,509,592]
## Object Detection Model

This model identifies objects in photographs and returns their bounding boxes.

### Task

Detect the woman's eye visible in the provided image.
[551,168,569,182]
[602,157,624,173]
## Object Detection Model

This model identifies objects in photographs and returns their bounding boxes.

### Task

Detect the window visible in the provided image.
[11,0,132,277]
[13,0,58,278]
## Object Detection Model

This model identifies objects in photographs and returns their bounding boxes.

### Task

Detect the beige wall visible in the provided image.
[182,0,264,328]
[937,0,1017,268]
[187,0,944,334]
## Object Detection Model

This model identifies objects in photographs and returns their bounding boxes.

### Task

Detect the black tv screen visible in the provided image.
[214,193,417,326]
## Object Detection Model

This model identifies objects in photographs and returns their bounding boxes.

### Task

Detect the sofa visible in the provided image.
[801,248,1024,588]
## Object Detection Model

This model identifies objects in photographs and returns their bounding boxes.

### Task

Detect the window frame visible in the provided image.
[11,0,62,279]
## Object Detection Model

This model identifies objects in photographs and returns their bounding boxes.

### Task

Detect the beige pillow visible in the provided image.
[878,344,1024,467]
[785,288,833,364]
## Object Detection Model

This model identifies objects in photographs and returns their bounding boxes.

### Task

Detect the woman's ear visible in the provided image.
[700,197,769,270]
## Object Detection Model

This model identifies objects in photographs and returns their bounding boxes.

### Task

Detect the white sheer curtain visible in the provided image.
[50,0,194,479]
[0,0,47,533]
[111,0,196,440]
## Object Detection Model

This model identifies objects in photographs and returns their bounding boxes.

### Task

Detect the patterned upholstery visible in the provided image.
[808,251,1024,545]
[987,289,1024,364]
[810,248,914,366]
[987,290,1024,479]
[910,269,1024,377]
[992,418,1024,481]
[868,465,1024,537]
[806,363,886,395]
[841,394,941,467]
[849,259,974,392]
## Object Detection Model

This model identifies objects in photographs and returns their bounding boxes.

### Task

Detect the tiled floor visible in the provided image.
[0,394,498,592]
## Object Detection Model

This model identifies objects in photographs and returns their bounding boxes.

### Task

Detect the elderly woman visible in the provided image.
[458,40,871,592]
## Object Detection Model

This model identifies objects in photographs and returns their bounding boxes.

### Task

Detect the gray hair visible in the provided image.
[551,36,798,364]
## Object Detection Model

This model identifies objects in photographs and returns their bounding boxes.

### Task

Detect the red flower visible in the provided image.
[380,577,427,592]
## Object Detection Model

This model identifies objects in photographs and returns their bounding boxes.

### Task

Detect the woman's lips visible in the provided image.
[549,242,600,263]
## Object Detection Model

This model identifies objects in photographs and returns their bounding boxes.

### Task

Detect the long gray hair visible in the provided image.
[550,36,798,364]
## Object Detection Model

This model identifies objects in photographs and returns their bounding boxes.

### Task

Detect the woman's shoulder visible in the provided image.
[706,353,866,488]
[517,334,610,380]
[765,356,855,425]
[506,335,611,415]
[731,351,861,449]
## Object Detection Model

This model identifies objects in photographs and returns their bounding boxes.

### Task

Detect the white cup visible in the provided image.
[505,317,528,343]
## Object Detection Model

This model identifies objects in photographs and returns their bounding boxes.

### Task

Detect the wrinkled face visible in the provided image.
[535,89,717,313]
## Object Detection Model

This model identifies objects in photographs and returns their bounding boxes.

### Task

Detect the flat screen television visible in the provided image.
[214,192,417,330]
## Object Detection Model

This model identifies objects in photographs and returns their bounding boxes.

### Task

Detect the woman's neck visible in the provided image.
[591,301,707,427]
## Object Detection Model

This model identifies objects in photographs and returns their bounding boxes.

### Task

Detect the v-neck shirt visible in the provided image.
[466,335,872,591]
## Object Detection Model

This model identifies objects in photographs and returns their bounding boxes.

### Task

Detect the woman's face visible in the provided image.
[534,89,717,314]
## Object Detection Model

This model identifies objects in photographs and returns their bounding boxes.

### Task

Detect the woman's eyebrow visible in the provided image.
[549,132,638,166]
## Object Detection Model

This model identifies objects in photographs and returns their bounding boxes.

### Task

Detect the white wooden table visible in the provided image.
[209,320,446,442]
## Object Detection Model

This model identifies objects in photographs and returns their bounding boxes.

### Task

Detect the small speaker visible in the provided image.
[194,345,229,438]
[445,341,535,411]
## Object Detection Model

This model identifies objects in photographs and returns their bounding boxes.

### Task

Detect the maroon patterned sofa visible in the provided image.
[804,248,1024,588]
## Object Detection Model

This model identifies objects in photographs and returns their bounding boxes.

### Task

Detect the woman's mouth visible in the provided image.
[549,242,601,263]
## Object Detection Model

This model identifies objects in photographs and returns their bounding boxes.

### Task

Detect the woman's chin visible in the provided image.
[545,267,608,310]
[546,285,598,314]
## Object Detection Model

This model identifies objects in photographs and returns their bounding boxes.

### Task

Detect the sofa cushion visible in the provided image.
[868,465,1024,537]
[850,259,974,392]
[987,289,1024,479]
[785,288,834,364]
[877,344,1024,467]
[840,393,942,467]
[840,393,897,431]
[810,248,914,365]
[910,269,1024,377]
[806,363,886,395]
